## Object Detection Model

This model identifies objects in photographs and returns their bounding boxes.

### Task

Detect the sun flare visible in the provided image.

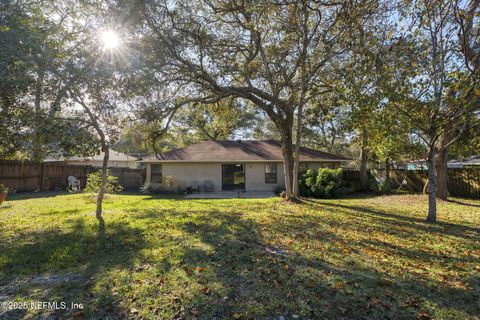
[100,30,120,49]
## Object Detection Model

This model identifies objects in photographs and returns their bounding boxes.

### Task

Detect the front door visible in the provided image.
[222,164,245,191]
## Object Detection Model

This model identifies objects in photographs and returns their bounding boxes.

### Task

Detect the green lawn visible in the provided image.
[0,193,479,319]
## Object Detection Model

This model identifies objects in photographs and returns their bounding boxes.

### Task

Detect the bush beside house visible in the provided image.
[300,168,353,198]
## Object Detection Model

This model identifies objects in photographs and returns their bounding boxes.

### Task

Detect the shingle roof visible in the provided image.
[44,150,137,162]
[142,140,349,162]
[448,155,480,165]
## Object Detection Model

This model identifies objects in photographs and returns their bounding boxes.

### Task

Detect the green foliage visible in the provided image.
[0,184,9,193]
[299,169,316,197]
[173,100,260,143]
[302,100,349,155]
[0,1,105,160]
[140,182,152,194]
[379,180,391,193]
[301,168,347,198]
[83,170,123,198]
[140,182,162,195]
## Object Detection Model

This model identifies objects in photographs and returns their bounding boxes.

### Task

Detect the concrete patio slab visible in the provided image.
[185,191,276,199]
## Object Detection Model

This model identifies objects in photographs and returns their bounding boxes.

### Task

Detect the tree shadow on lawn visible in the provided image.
[138,207,478,319]
[0,216,147,319]
[4,191,183,202]
[4,191,71,201]
[306,200,480,241]
[446,198,480,208]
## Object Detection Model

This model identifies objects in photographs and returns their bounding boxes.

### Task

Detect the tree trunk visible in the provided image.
[280,123,295,200]
[32,68,45,161]
[96,145,109,218]
[359,127,369,192]
[436,135,449,200]
[385,158,390,190]
[292,104,304,199]
[426,147,437,223]
[72,94,109,218]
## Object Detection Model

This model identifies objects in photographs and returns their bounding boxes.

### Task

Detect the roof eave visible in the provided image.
[138,159,349,163]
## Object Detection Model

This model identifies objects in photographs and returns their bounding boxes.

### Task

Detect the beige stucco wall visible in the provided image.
[145,161,343,192]
[146,162,286,192]
[244,162,285,191]
[164,162,223,191]
[146,162,223,192]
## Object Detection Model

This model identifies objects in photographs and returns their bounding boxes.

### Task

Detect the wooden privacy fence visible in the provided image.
[344,168,480,199]
[0,160,145,192]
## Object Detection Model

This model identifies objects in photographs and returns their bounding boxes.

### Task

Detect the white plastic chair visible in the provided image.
[67,176,81,191]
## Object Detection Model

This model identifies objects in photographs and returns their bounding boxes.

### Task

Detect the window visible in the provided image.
[151,164,162,183]
[265,163,277,184]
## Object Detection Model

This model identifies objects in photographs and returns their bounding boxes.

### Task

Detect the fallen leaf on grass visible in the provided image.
[378,278,394,286]
[416,310,432,320]
[402,297,420,308]
[306,279,317,288]
[130,308,139,314]
[133,263,152,272]
[366,297,381,309]
[384,290,393,297]
[199,287,211,295]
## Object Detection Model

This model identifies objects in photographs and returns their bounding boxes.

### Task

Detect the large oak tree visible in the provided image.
[137,0,370,199]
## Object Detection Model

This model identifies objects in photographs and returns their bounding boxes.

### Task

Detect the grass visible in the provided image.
[0,192,479,319]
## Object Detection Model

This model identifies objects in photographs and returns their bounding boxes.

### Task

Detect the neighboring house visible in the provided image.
[448,155,480,169]
[406,159,428,170]
[141,140,349,192]
[44,150,138,169]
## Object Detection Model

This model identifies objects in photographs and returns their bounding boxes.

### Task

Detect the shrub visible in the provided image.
[0,184,9,194]
[84,170,123,199]
[140,182,164,194]
[300,169,317,197]
[379,180,391,193]
[300,168,348,198]
[369,177,391,194]
[140,182,153,194]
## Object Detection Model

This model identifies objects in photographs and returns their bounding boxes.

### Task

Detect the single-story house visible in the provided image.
[44,149,138,169]
[448,155,480,169]
[141,140,349,192]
